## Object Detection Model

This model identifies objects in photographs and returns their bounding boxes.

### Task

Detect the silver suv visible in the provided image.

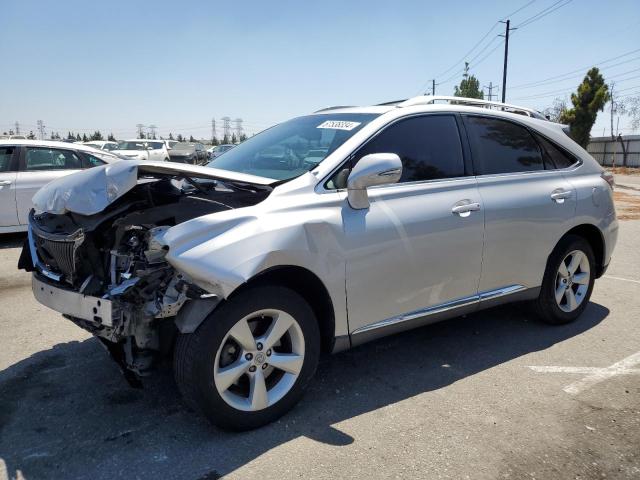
[21,96,618,430]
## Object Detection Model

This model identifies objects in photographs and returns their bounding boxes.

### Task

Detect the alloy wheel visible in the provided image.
[555,249,591,313]
[213,309,305,412]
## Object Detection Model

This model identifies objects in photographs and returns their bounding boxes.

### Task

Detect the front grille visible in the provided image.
[34,235,77,280]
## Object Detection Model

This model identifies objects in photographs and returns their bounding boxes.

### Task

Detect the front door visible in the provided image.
[0,145,18,227]
[340,114,485,334]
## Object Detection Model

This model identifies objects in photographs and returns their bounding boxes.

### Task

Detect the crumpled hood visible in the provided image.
[32,160,275,216]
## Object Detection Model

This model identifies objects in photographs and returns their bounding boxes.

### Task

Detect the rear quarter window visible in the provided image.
[533,133,577,169]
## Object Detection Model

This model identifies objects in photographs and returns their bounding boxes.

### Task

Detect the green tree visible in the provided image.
[559,67,609,148]
[168,133,174,140]
[189,135,195,142]
[82,133,88,142]
[231,133,238,144]
[27,131,36,139]
[176,134,184,142]
[211,136,219,146]
[90,130,104,141]
[108,133,116,141]
[222,134,230,144]
[454,62,484,99]
[76,133,81,141]
[239,133,247,142]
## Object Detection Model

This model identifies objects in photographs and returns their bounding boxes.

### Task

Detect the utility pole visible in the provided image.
[14,121,20,135]
[432,79,436,96]
[499,19,516,103]
[211,118,216,143]
[222,117,231,140]
[484,82,496,101]
[234,118,243,140]
[37,120,45,140]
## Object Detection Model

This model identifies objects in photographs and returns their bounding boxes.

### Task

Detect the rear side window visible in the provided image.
[465,116,543,175]
[25,148,82,171]
[82,152,106,168]
[533,133,576,169]
[354,115,465,183]
[0,146,15,172]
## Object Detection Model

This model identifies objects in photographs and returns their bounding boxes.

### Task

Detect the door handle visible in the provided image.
[0,180,12,186]
[550,189,572,203]
[452,202,481,216]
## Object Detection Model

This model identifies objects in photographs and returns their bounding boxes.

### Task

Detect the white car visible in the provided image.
[117,140,170,162]
[82,141,120,152]
[0,139,121,233]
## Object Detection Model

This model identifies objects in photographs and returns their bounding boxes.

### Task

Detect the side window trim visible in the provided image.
[461,113,545,177]
[322,112,471,191]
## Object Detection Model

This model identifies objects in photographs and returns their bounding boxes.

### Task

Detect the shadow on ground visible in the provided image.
[0,302,608,480]
[0,234,26,250]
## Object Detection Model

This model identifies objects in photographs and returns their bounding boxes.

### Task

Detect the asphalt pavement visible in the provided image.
[1,211,639,479]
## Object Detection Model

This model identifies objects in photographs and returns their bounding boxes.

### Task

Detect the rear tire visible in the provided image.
[174,285,320,431]
[534,234,595,325]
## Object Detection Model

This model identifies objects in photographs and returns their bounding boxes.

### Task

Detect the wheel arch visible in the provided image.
[562,224,606,278]
[229,265,337,354]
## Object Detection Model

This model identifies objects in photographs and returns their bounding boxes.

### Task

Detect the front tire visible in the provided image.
[174,286,320,430]
[534,234,595,325]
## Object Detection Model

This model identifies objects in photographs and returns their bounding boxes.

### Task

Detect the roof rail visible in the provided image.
[397,95,547,120]
[314,105,356,112]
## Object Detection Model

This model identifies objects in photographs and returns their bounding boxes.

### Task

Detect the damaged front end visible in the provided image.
[19,161,272,380]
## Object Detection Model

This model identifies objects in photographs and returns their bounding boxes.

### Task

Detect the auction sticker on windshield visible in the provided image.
[317,120,361,131]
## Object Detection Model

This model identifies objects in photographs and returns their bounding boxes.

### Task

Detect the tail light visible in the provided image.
[601,171,615,190]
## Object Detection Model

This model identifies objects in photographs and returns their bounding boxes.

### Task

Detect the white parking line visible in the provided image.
[603,274,640,285]
[528,351,640,395]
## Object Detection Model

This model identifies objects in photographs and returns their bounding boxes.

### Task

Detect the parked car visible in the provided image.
[0,139,120,233]
[0,134,27,140]
[168,142,208,164]
[208,143,234,159]
[117,139,169,161]
[83,140,119,152]
[21,95,617,430]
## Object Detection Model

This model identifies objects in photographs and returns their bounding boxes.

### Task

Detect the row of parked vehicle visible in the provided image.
[82,139,235,164]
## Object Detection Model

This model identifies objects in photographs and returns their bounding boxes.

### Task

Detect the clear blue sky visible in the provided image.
[1,0,638,140]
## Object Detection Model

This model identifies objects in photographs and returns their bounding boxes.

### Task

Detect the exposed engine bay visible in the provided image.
[19,168,271,381]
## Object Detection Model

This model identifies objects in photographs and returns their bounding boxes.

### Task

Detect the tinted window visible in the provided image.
[25,148,82,171]
[353,115,465,183]
[148,142,163,149]
[465,116,543,175]
[0,146,15,172]
[82,153,106,168]
[534,133,576,169]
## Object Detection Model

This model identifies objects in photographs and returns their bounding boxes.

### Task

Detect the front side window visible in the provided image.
[0,146,15,172]
[25,148,82,171]
[351,115,465,184]
[148,142,163,150]
[207,113,379,181]
[464,116,543,175]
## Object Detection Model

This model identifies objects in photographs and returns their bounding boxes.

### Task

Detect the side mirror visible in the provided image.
[347,153,402,209]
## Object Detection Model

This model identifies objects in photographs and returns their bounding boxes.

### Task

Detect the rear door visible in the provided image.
[0,145,19,227]
[462,114,577,293]
[15,146,83,224]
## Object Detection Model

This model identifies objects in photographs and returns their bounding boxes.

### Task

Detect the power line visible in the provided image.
[515,0,573,29]
[501,0,537,20]
[511,49,640,89]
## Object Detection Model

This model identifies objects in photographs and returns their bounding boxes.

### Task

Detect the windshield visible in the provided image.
[207,113,379,180]
[119,141,146,151]
[167,141,178,148]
